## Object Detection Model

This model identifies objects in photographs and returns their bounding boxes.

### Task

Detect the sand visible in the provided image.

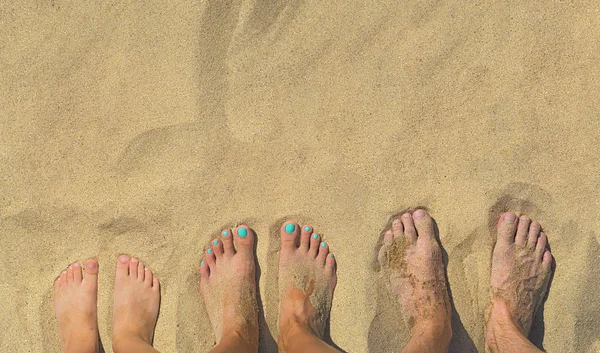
[1,0,600,352]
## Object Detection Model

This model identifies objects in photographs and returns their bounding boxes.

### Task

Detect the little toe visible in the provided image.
[401,213,417,242]
[413,209,435,242]
[325,253,336,277]
[116,255,130,279]
[235,225,255,255]
[542,250,553,269]
[152,277,160,292]
[497,212,518,244]
[316,241,329,265]
[212,239,224,258]
[137,260,145,281]
[144,267,154,287]
[281,222,300,252]
[222,229,234,254]
[383,230,393,245]
[309,232,321,257]
[73,262,83,283]
[300,225,313,250]
[535,233,547,262]
[129,258,139,279]
[60,271,68,287]
[392,218,404,239]
[206,248,216,270]
[515,215,531,246]
[200,260,210,290]
[527,221,542,248]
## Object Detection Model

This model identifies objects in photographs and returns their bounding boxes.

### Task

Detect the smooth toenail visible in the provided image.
[329,254,334,258]
[201,261,205,266]
[413,210,426,219]
[62,271,67,275]
[238,228,248,237]
[504,213,516,222]
[223,231,229,236]
[213,240,219,245]
[321,242,326,247]
[86,262,97,269]
[119,256,128,263]
[73,263,80,267]
[285,224,295,233]
[313,234,319,239]
[403,213,411,218]
[304,226,311,231]
[207,249,213,254]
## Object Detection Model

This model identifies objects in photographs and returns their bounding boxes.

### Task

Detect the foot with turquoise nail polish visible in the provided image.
[377,209,452,349]
[277,222,337,349]
[200,225,259,351]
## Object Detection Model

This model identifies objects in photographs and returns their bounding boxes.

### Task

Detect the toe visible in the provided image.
[222,229,234,254]
[383,230,393,245]
[200,260,210,283]
[413,209,435,242]
[137,260,145,281]
[527,221,542,248]
[82,259,99,291]
[515,215,530,246]
[234,225,255,255]
[281,222,300,252]
[54,278,61,292]
[60,271,68,287]
[206,248,216,271]
[401,213,417,242]
[144,267,153,287]
[316,241,329,266]
[212,239,224,258]
[535,232,547,262]
[325,253,336,277]
[116,255,130,279]
[67,265,74,283]
[392,218,404,239]
[542,250,553,269]
[497,212,518,244]
[300,225,313,251]
[152,277,160,292]
[129,258,139,279]
[309,232,320,257]
[73,262,83,283]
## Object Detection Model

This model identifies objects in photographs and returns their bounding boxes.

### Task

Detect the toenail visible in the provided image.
[119,255,128,263]
[504,213,516,222]
[313,233,319,239]
[238,228,248,237]
[329,254,334,259]
[213,240,219,245]
[62,271,67,275]
[285,224,295,233]
[207,249,213,254]
[223,231,229,236]
[73,263,80,267]
[321,242,326,247]
[201,261,205,266]
[304,226,311,231]
[86,261,97,269]
[413,209,426,219]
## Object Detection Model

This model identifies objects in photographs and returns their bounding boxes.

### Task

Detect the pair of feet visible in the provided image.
[54,210,553,353]
[53,222,337,353]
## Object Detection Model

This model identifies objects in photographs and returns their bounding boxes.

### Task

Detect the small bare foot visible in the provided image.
[112,255,160,351]
[377,210,452,347]
[200,226,259,351]
[485,212,553,351]
[277,222,337,348]
[54,259,100,353]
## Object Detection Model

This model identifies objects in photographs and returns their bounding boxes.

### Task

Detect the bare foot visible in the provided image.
[112,256,160,350]
[377,210,451,344]
[277,222,337,346]
[54,259,100,353]
[200,226,259,350]
[486,212,553,348]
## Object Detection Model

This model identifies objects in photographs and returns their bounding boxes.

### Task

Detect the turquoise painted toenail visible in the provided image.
[201,261,205,266]
[223,231,229,236]
[213,240,219,245]
[238,228,248,237]
[285,224,295,233]
[304,226,311,231]
[321,242,326,247]
[329,254,334,259]
[207,249,213,254]
[313,234,318,239]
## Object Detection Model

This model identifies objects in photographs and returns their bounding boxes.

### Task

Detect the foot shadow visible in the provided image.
[368,207,477,353]
[265,216,347,353]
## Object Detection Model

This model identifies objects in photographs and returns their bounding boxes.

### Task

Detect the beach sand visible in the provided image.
[1,0,600,352]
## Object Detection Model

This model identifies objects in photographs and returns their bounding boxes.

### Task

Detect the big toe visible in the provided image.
[234,225,255,255]
[82,259,99,290]
[413,209,435,242]
[497,212,518,244]
[280,222,300,252]
[116,255,131,279]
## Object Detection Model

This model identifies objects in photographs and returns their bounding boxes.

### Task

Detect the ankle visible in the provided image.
[411,318,452,350]
[218,327,258,352]
[485,301,529,352]
[278,319,317,350]
[112,332,150,352]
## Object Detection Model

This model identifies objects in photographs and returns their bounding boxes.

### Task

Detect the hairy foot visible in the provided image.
[486,212,553,343]
[377,210,451,340]
[277,222,337,345]
[112,256,160,349]
[200,226,259,349]
[54,259,100,353]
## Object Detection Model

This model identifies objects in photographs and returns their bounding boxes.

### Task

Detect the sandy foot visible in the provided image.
[486,212,553,339]
[112,256,160,348]
[53,259,100,353]
[200,226,259,348]
[377,210,451,336]
[277,222,337,341]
